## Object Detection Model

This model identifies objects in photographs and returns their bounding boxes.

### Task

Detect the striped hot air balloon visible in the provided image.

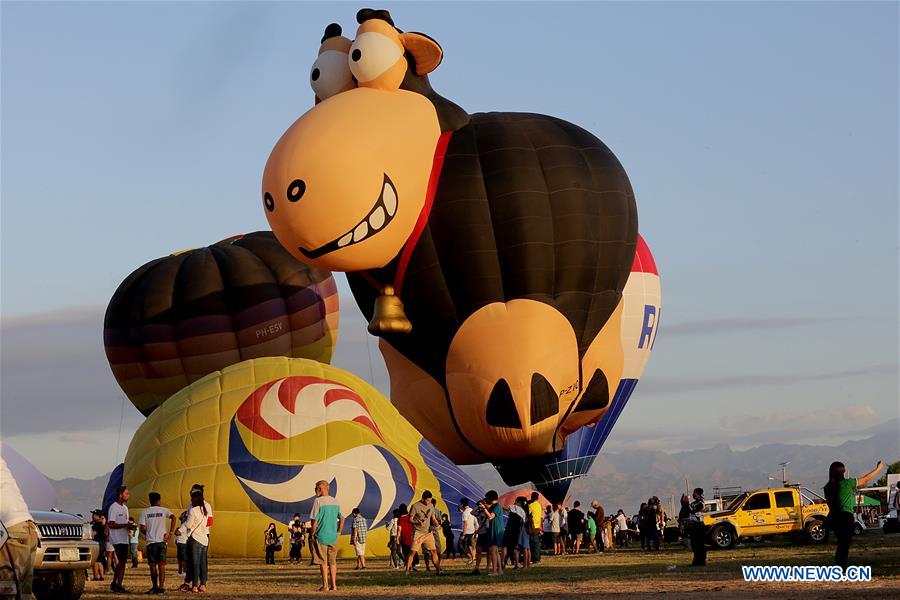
[104,232,339,416]
[510,235,660,500]
[122,357,485,558]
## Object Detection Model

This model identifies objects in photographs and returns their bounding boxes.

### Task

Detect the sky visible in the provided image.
[1,1,897,481]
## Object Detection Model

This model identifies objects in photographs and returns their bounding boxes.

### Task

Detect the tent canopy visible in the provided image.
[855,494,880,507]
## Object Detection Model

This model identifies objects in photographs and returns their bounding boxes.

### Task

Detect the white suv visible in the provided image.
[31,510,99,600]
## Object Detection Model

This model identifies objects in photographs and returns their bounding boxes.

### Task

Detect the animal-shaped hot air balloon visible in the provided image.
[104,232,339,416]
[122,357,484,557]
[497,235,660,500]
[261,10,637,482]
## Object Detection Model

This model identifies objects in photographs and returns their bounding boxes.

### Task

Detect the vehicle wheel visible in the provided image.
[32,574,54,600]
[35,570,86,600]
[747,535,764,543]
[711,525,736,550]
[61,570,85,600]
[805,520,827,544]
[852,523,864,536]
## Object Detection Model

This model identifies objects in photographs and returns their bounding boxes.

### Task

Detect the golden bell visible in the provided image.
[368,285,413,335]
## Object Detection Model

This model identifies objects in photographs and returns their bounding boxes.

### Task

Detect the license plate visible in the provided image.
[0,581,17,594]
[59,547,80,561]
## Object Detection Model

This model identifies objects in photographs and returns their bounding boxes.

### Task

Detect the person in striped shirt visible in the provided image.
[351,508,368,570]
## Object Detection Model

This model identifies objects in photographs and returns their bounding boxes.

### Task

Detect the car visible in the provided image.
[702,486,829,550]
[31,510,99,600]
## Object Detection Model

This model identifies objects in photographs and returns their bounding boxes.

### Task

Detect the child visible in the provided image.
[174,511,188,576]
[127,517,140,568]
[585,511,597,552]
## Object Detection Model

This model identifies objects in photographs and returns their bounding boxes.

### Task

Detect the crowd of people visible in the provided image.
[89,478,714,594]
[80,459,888,594]
[280,484,716,590]
[90,483,213,594]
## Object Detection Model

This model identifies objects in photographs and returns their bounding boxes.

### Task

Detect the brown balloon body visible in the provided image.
[104,232,339,416]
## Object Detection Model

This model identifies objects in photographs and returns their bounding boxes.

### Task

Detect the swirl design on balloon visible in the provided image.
[228,376,417,527]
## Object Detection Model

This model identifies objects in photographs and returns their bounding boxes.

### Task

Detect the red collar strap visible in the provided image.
[394,130,453,295]
[359,130,453,295]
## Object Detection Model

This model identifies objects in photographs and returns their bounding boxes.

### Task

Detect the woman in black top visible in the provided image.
[688,489,706,566]
[440,514,456,559]
[91,512,108,580]
[264,523,278,564]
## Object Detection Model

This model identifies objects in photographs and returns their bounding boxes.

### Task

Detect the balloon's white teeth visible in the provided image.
[369,206,386,231]
[353,221,369,243]
[320,176,396,254]
[383,182,397,216]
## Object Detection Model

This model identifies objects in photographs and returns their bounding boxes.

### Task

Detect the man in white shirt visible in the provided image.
[458,498,476,563]
[387,510,400,568]
[107,485,131,593]
[550,503,562,555]
[139,492,176,594]
[0,455,38,600]
[615,509,629,546]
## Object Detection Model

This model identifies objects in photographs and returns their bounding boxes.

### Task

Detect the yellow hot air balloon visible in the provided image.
[122,357,483,558]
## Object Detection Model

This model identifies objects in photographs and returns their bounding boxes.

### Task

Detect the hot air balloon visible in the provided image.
[121,357,484,558]
[104,232,339,416]
[498,236,660,500]
[260,11,638,476]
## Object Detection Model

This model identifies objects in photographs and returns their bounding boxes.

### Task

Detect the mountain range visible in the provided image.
[50,423,898,518]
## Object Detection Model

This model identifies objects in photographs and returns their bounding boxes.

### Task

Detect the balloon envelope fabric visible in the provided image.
[501,235,660,501]
[122,357,484,558]
[104,232,339,416]
[262,12,638,470]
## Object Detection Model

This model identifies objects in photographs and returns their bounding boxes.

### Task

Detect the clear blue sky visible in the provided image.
[1,1,897,479]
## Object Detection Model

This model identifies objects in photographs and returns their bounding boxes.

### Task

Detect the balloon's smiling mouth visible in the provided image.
[300,174,398,260]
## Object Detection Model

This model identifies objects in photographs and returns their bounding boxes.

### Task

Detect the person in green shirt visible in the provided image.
[309,480,344,592]
[824,460,884,569]
[586,512,598,552]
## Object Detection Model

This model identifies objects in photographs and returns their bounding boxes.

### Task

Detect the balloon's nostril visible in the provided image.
[574,369,609,413]
[486,379,522,429]
[287,179,306,202]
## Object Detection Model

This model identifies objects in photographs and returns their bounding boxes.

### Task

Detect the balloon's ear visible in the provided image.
[399,32,443,75]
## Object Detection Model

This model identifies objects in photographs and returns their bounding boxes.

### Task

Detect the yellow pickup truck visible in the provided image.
[703,486,829,549]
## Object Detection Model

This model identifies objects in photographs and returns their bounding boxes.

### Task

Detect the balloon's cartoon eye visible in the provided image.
[348,32,403,84]
[264,192,275,212]
[310,51,353,100]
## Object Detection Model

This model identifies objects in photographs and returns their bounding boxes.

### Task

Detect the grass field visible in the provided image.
[84,533,900,599]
